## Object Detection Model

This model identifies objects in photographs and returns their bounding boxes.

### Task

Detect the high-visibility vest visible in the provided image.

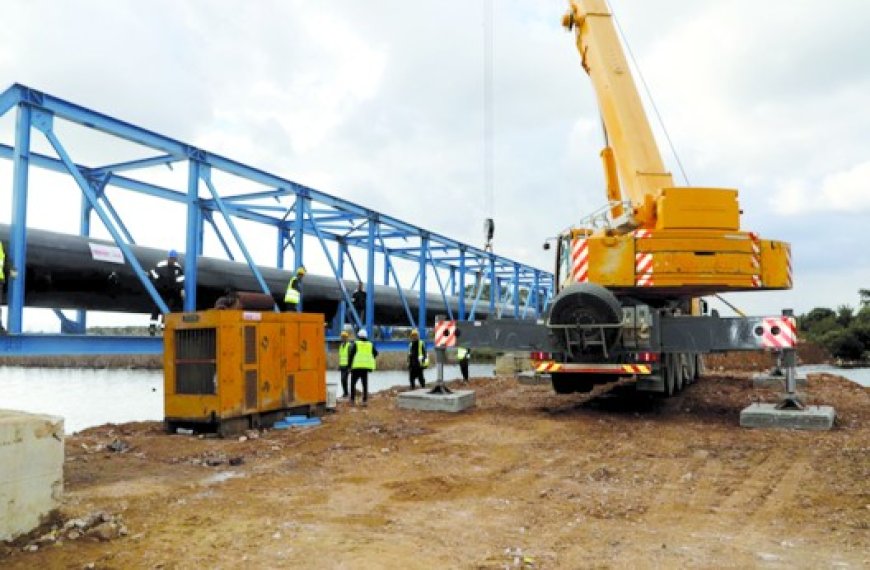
[0,241,4,282]
[284,277,300,304]
[410,339,428,368]
[338,342,350,367]
[352,340,376,371]
[457,347,469,361]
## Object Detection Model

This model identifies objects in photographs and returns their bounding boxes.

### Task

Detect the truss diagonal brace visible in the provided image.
[33,109,169,315]
[200,165,277,310]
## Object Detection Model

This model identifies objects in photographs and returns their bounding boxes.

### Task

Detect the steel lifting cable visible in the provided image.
[609,2,691,186]
[483,0,495,253]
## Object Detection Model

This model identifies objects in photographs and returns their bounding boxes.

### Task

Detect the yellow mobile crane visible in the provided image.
[458,0,795,396]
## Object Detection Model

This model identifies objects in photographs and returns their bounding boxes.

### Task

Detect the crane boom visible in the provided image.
[564,0,674,216]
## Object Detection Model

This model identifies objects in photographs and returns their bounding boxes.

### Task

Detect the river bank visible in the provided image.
[1,369,867,568]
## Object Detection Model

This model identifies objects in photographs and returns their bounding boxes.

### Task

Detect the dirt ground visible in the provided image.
[2,370,868,569]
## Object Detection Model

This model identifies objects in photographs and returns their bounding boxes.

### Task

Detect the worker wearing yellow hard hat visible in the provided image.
[408,328,428,390]
[284,265,306,311]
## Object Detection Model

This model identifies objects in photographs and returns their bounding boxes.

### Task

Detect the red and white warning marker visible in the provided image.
[759,316,797,349]
[434,319,457,348]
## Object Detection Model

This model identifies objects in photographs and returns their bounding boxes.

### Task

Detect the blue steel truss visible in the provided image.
[0,83,554,355]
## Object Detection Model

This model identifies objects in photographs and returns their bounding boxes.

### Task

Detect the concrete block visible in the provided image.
[494,353,532,375]
[751,373,807,389]
[739,403,836,431]
[397,388,475,413]
[0,410,64,541]
[517,372,550,386]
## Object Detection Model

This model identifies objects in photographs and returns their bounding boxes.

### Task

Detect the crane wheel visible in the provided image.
[662,354,676,397]
[674,354,685,393]
[548,283,622,360]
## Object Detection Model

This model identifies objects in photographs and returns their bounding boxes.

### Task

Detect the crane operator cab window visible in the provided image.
[556,234,574,292]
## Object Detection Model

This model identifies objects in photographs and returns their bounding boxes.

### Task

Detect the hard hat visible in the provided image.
[340,331,349,339]
[168,249,178,258]
[357,329,368,339]
[410,329,419,339]
[296,266,306,276]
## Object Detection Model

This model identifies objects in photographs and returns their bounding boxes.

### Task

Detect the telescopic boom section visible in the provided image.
[563,0,673,225]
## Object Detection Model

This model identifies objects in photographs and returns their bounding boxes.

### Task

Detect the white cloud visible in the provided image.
[772,160,870,215]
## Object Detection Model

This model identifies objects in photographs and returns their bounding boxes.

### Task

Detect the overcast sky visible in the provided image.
[1,0,868,330]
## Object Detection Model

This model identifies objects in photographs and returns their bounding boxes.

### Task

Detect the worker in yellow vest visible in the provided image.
[407,328,428,389]
[347,329,378,406]
[457,345,471,382]
[284,266,305,311]
[337,330,351,399]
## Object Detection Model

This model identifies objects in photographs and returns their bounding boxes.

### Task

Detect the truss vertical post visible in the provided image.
[75,181,96,331]
[7,104,32,333]
[513,263,520,318]
[488,255,496,316]
[366,219,376,337]
[335,239,347,334]
[533,270,541,318]
[276,226,285,269]
[184,160,201,311]
[196,206,205,257]
[418,233,429,332]
[458,247,466,320]
[294,194,305,271]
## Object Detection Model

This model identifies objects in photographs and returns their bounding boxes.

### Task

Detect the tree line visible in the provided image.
[797,289,870,361]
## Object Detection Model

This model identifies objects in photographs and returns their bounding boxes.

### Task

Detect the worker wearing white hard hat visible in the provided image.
[337,330,352,399]
[347,328,378,406]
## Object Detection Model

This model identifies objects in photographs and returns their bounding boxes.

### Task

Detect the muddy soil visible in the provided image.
[2,372,867,569]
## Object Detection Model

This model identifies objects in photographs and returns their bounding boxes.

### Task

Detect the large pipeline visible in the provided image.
[0,225,487,325]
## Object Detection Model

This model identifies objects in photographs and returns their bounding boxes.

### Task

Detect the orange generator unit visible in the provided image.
[163,308,326,435]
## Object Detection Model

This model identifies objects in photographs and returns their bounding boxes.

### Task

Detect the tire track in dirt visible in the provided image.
[717,451,792,518]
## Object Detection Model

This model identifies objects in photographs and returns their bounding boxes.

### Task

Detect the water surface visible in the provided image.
[0,364,493,433]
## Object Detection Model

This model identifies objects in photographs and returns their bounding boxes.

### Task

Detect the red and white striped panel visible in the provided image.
[635,252,654,287]
[785,244,793,287]
[749,232,762,287]
[571,238,589,283]
[760,317,797,349]
[434,320,457,347]
[633,229,653,239]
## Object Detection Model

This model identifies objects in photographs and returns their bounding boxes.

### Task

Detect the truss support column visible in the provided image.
[513,263,520,318]
[365,219,376,337]
[7,104,32,333]
[335,239,347,334]
[489,255,496,316]
[276,226,285,269]
[75,181,97,332]
[293,194,306,271]
[533,270,541,318]
[458,247,466,320]
[418,233,429,332]
[184,160,201,311]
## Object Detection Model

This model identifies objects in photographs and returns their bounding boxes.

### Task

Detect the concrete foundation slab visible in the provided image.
[740,403,836,431]
[397,389,475,412]
[0,410,65,541]
[517,372,550,386]
[751,373,807,389]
